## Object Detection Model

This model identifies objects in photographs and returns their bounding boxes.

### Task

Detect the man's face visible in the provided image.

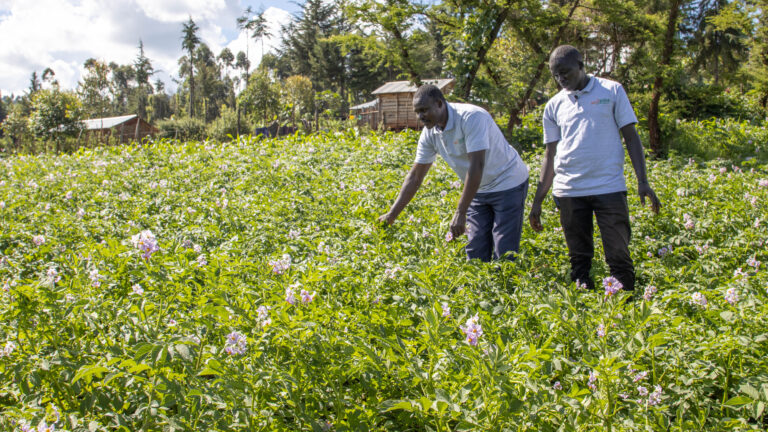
[413,95,443,129]
[549,58,584,91]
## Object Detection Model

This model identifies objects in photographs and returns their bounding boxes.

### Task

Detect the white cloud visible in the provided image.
[0,0,296,97]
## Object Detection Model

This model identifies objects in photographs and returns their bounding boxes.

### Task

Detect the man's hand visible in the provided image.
[529,202,544,232]
[450,210,467,239]
[378,212,397,226]
[638,183,661,214]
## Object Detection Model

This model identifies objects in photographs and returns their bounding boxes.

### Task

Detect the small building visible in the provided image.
[351,78,455,130]
[82,114,158,144]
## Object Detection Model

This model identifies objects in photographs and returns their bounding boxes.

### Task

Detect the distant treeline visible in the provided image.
[1,0,767,156]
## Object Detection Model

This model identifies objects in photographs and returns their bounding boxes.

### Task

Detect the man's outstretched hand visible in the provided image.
[378,213,397,226]
[638,183,661,214]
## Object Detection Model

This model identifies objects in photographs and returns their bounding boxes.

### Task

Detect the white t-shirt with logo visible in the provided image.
[414,103,529,193]
[542,76,638,197]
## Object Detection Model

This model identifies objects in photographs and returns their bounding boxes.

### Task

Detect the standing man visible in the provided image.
[529,45,661,291]
[379,84,529,262]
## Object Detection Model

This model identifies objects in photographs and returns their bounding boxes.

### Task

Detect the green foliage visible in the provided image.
[1,132,768,431]
[155,116,206,141]
[27,88,83,141]
[205,105,248,141]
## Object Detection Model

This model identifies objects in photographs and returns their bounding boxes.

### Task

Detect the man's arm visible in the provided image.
[450,149,485,238]
[528,141,558,232]
[378,162,432,225]
[621,123,661,213]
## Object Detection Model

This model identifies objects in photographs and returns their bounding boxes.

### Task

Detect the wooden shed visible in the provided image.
[81,114,158,144]
[351,78,455,130]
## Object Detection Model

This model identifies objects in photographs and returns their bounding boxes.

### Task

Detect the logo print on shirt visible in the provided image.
[591,98,611,105]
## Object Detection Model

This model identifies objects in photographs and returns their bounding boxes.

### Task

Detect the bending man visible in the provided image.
[379,84,529,262]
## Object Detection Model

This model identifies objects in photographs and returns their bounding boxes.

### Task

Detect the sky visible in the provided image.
[0,0,305,98]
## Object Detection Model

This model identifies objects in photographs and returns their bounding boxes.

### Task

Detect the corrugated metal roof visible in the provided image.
[82,114,137,130]
[372,78,454,95]
[350,99,378,110]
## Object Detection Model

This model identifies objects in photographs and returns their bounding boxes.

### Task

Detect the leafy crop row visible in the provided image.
[0,130,767,431]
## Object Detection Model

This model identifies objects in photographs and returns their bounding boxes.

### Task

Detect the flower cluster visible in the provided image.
[256,305,271,326]
[130,230,160,260]
[196,254,208,267]
[300,289,316,304]
[647,385,663,405]
[691,292,707,307]
[553,381,562,390]
[460,314,483,346]
[32,235,45,246]
[46,267,60,284]
[724,287,739,305]
[596,323,606,338]
[643,285,657,301]
[441,302,450,318]
[383,264,402,279]
[759,179,768,188]
[269,254,291,274]
[747,257,761,269]
[603,276,623,297]
[445,231,453,242]
[683,213,695,230]
[89,269,101,288]
[224,331,247,355]
[131,284,144,295]
[588,371,597,391]
[285,286,297,305]
[1,341,15,357]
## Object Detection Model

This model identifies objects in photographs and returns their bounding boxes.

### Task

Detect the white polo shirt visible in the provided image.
[414,103,529,193]
[542,76,638,197]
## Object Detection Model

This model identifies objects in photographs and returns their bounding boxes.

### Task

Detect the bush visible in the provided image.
[206,106,250,142]
[156,116,206,141]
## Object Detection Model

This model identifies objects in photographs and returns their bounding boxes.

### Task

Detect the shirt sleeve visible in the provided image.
[462,111,490,153]
[542,100,561,144]
[613,84,638,128]
[414,128,437,164]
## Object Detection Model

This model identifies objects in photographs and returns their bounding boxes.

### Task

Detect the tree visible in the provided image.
[77,58,111,118]
[238,71,281,126]
[236,7,270,84]
[133,40,154,119]
[343,0,428,85]
[181,17,201,117]
[283,75,314,126]
[28,88,83,143]
[438,0,513,99]
[28,72,41,96]
[648,0,685,156]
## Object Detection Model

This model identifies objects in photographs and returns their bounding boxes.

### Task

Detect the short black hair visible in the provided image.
[413,84,446,104]
[549,45,583,67]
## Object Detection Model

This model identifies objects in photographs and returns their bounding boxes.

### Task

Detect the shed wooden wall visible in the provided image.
[379,93,420,130]
[86,118,157,144]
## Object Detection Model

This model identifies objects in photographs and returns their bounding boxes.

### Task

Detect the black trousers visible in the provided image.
[555,191,634,291]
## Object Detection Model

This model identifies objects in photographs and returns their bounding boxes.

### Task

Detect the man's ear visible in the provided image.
[578,60,584,70]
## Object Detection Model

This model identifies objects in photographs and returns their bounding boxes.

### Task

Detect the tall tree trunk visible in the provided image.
[460,7,511,99]
[188,56,195,118]
[391,26,422,86]
[506,0,580,132]
[648,0,682,157]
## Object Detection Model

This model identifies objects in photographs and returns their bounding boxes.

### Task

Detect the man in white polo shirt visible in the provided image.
[529,45,661,291]
[379,84,529,262]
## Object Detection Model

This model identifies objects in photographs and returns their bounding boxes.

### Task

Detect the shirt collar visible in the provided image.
[436,103,456,133]
[566,75,595,97]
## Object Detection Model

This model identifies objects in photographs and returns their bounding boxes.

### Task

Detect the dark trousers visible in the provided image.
[555,191,634,290]
[465,181,528,262]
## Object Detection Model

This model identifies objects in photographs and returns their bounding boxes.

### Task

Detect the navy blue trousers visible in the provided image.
[465,181,528,262]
